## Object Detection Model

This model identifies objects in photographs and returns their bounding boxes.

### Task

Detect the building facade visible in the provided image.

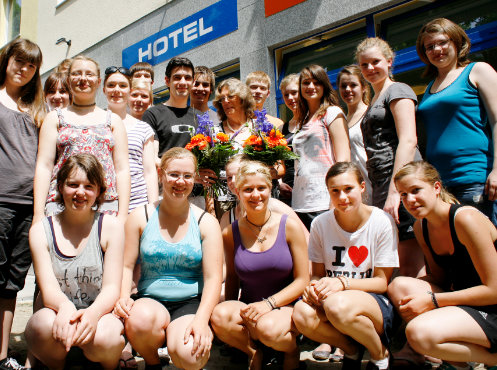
[9,0,497,115]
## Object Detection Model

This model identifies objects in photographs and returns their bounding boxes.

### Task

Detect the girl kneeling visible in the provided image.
[292,162,399,370]
[211,161,309,370]
[25,153,125,370]
[389,161,497,368]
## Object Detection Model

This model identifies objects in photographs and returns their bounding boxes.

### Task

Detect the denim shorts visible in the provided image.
[447,183,497,227]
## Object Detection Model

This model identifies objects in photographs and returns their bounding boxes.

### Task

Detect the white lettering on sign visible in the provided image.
[138,17,213,62]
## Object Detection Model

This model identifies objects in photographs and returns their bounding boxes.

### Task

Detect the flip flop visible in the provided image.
[119,350,138,370]
[312,350,331,361]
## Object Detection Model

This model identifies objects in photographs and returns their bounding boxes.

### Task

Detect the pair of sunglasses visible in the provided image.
[105,66,131,76]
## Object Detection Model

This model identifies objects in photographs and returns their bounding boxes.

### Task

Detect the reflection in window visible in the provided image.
[6,0,21,42]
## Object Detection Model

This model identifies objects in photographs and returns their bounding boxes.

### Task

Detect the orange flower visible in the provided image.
[198,141,209,150]
[216,132,229,143]
[243,135,263,148]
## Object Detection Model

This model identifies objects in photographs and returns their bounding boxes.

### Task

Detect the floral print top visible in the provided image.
[46,109,117,203]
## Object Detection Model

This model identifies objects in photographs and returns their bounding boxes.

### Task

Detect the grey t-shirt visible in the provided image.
[361,82,419,207]
[0,102,39,204]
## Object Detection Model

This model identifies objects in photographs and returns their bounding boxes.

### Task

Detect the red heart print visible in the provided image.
[348,246,368,267]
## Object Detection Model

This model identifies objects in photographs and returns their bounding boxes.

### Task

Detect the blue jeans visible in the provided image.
[447,183,497,227]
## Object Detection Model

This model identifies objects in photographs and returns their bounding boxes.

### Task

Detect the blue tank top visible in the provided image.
[138,205,203,302]
[233,214,293,304]
[418,63,492,187]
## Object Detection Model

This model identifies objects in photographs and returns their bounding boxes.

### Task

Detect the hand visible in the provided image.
[197,168,218,187]
[313,277,344,301]
[302,280,321,306]
[383,191,401,224]
[113,297,134,319]
[279,182,293,198]
[70,308,99,346]
[485,169,497,201]
[240,301,271,324]
[183,317,213,359]
[52,302,77,351]
[398,293,435,321]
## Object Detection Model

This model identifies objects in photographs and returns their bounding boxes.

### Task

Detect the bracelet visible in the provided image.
[268,295,277,309]
[263,298,274,310]
[337,276,347,291]
[427,291,439,308]
[344,276,350,290]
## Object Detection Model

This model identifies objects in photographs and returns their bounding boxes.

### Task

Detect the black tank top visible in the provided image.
[422,204,497,292]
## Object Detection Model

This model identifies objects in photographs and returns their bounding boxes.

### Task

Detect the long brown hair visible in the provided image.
[0,38,45,126]
[296,64,340,124]
[394,161,459,204]
[336,65,371,105]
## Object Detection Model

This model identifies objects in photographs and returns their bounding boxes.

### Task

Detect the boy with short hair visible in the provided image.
[246,71,283,128]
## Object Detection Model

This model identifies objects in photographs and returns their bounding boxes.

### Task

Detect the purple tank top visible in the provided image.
[233,214,293,303]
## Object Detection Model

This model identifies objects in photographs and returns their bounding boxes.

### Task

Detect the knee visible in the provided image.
[25,309,54,346]
[125,305,158,336]
[322,293,355,327]
[388,277,416,306]
[168,336,209,370]
[92,320,125,353]
[405,318,436,355]
[210,303,232,334]
[255,316,282,345]
[292,300,316,333]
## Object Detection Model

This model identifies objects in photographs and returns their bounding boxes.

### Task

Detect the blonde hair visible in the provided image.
[355,37,395,80]
[246,71,271,89]
[394,161,459,204]
[160,147,197,172]
[69,55,101,79]
[131,79,153,101]
[235,160,272,190]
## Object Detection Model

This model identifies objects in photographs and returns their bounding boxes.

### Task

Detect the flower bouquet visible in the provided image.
[185,112,237,196]
[242,109,299,166]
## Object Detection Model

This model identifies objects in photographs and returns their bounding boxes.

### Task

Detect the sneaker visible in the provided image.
[342,347,364,370]
[0,358,24,370]
[365,361,389,370]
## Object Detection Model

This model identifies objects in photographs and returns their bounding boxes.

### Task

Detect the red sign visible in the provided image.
[264,0,307,17]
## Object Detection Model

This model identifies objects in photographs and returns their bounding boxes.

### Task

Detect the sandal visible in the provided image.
[118,350,138,370]
[311,343,332,361]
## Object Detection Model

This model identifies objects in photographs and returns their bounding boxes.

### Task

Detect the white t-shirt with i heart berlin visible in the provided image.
[309,207,399,279]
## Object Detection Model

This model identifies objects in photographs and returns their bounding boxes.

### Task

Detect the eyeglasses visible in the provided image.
[165,172,195,181]
[424,39,451,53]
[105,66,131,76]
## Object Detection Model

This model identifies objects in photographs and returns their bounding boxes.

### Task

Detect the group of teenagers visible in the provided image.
[1,14,497,370]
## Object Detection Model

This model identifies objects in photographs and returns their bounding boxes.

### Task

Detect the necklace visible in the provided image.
[73,102,96,107]
[226,120,244,133]
[245,210,272,244]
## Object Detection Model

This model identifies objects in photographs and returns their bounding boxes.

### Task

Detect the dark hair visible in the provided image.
[165,57,194,79]
[0,38,45,126]
[325,161,364,185]
[130,62,154,82]
[336,65,371,105]
[56,153,107,207]
[44,72,72,104]
[213,78,255,122]
[296,64,340,124]
[416,18,471,79]
[194,66,215,94]
[394,161,459,204]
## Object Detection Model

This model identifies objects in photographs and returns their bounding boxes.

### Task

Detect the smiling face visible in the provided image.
[128,88,151,118]
[104,72,130,107]
[395,173,441,219]
[190,75,212,108]
[226,160,241,195]
[5,55,37,89]
[422,32,457,70]
[165,66,193,100]
[327,171,365,214]
[300,75,324,103]
[60,167,100,211]
[218,86,243,118]
[45,81,70,110]
[358,46,392,86]
[282,81,299,112]
[338,73,364,106]
[237,173,271,212]
[69,59,100,96]
[160,157,196,200]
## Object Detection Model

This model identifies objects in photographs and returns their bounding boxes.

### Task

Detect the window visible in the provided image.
[1,0,21,46]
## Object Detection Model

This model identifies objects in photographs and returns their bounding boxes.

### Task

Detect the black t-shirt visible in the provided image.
[142,104,198,156]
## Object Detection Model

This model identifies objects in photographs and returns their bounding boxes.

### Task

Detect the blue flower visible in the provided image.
[254,109,274,134]
[196,112,214,137]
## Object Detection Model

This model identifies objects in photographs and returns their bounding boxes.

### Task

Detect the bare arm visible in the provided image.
[222,225,239,301]
[269,198,309,242]
[111,114,130,221]
[386,98,418,223]
[471,62,497,201]
[33,112,59,223]
[142,136,159,204]
[328,114,351,162]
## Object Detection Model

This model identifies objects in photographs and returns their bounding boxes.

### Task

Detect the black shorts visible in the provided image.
[296,210,327,232]
[0,203,33,298]
[459,305,497,353]
[132,294,201,322]
[397,202,416,241]
[369,293,400,347]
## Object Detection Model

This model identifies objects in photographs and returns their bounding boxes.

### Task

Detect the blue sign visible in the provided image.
[122,0,238,68]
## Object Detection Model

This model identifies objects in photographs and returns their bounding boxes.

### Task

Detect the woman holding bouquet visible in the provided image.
[211,160,308,370]
[292,64,350,230]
